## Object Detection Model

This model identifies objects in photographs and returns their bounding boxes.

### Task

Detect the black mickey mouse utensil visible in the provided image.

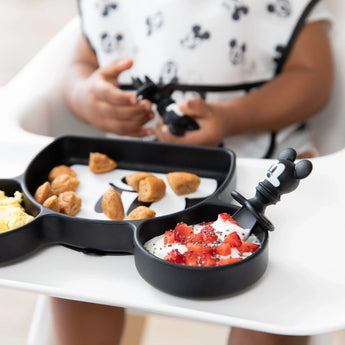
[132,75,199,136]
[231,148,313,233]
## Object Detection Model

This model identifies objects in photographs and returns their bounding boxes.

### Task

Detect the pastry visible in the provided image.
[58,191,82,216]
[138,176,166,202]
[48,165,77,181]
[167,172,200,195]
[51,174,80,195]
[125,172,154,192]
[89,152,117,174]
[102,187,124,220]
[34,181,53,204]
[127,206,156,220]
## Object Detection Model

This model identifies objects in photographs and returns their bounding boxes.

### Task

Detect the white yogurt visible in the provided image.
[144,214,260,261]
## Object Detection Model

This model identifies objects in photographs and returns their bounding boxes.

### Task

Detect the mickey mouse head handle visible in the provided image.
[231,148,313,231]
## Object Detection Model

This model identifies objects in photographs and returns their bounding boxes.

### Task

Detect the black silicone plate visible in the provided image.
[0,135,270,298]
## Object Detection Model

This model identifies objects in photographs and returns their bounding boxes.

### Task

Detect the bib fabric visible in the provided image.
[79,0,331,158]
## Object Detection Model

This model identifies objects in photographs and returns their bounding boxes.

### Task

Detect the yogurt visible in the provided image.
[144,212,260,266]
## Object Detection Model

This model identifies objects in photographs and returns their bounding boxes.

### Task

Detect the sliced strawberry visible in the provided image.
[174,222,194,243]
[164,230,175,245]
[214,242,231,256]
[219,212,240,226]
[218,257,243,266]
[224,231,242,248]
[187,232,203,244]
[184,251,217,267]
[186,242,213,255]
[184,251,200,266]
[238,241,260,253]
[164,249,185,264]
[200,225,218,243]
[200,252,218,267]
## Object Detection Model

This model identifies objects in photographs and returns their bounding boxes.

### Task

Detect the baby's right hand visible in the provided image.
[73,59,154,137]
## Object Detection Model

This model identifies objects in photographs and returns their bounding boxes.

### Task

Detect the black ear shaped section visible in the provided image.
[295,160,313,180]
[278,148,297,162]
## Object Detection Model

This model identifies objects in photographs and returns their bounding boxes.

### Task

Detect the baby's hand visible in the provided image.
[74,59,154,137]
[155,98,230,147]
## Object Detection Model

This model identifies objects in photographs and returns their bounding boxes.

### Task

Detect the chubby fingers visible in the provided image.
[100,59,134,81]
[92,78,137,105]
[178,98,208,117]
[97,100,155,136]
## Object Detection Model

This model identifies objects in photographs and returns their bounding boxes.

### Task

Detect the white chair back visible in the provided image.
[310,1,345,155]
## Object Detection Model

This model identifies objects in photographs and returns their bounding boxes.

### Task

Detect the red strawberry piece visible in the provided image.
[214,242,231,256]
[174,222,194,243]
[164,230,175,245]
[238,241,260,253]
[184,251,217,267]
[224,231,242,247]
[199,252,218,267]
[164,249,185,264]
[219,212,240,226]
[200,225,218,243]
[184,251,200,266]
[217,257,243,266]
[186,242,213,255]
[187,232,203,244]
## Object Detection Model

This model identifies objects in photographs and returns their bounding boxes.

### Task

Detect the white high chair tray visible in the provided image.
[0,136,344,336]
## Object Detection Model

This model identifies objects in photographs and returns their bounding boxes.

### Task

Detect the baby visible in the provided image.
[56,1,334,345]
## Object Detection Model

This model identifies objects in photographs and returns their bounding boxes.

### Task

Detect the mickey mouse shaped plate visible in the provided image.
[0,136,312,298]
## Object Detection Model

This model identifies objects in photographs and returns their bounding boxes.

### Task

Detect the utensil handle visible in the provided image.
[231,148,313,231]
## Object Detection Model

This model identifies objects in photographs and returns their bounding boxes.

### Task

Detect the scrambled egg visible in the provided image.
[0,191,34,233]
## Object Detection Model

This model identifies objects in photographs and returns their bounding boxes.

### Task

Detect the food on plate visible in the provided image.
[34,181,54,204]
[34,166,82,216]
[89,152,117,174]
[167,172,200,195]
[102,187,124,220]
[0,191,34,232]
[125,172,154,192]
[144,212,260,267]
[127,206,156,220]
[48,165,77,181]
[43,195,60,212]
[51,174,80,195]
[58,191,82,216]
[138,176,166,202]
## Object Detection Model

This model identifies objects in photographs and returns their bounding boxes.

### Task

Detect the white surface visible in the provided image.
[1,137,345,336]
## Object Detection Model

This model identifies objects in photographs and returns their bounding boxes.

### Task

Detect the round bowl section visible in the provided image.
[0,179,41,219]
[0,179,44,264]
[134,203,269,298]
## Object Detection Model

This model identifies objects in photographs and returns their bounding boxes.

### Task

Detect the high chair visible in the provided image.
[0,1,344,345]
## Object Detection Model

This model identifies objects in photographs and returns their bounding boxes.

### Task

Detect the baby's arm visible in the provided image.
[64,34,154,137]
[156,21,333,147]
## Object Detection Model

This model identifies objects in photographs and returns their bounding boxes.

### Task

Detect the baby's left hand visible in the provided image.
[155,98,231,147]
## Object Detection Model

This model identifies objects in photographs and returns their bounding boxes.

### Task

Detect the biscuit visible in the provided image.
[51,174,80,195]
[167,172,200,195]
[43,195,60,212]
[48,165,77,181]
[127,206,156,220]
[34,181,53,204]
[125,172,154,192]
[89,152,117,174]
[58,191,81,216]
[102,188,124,220]
[138,176,166,202]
